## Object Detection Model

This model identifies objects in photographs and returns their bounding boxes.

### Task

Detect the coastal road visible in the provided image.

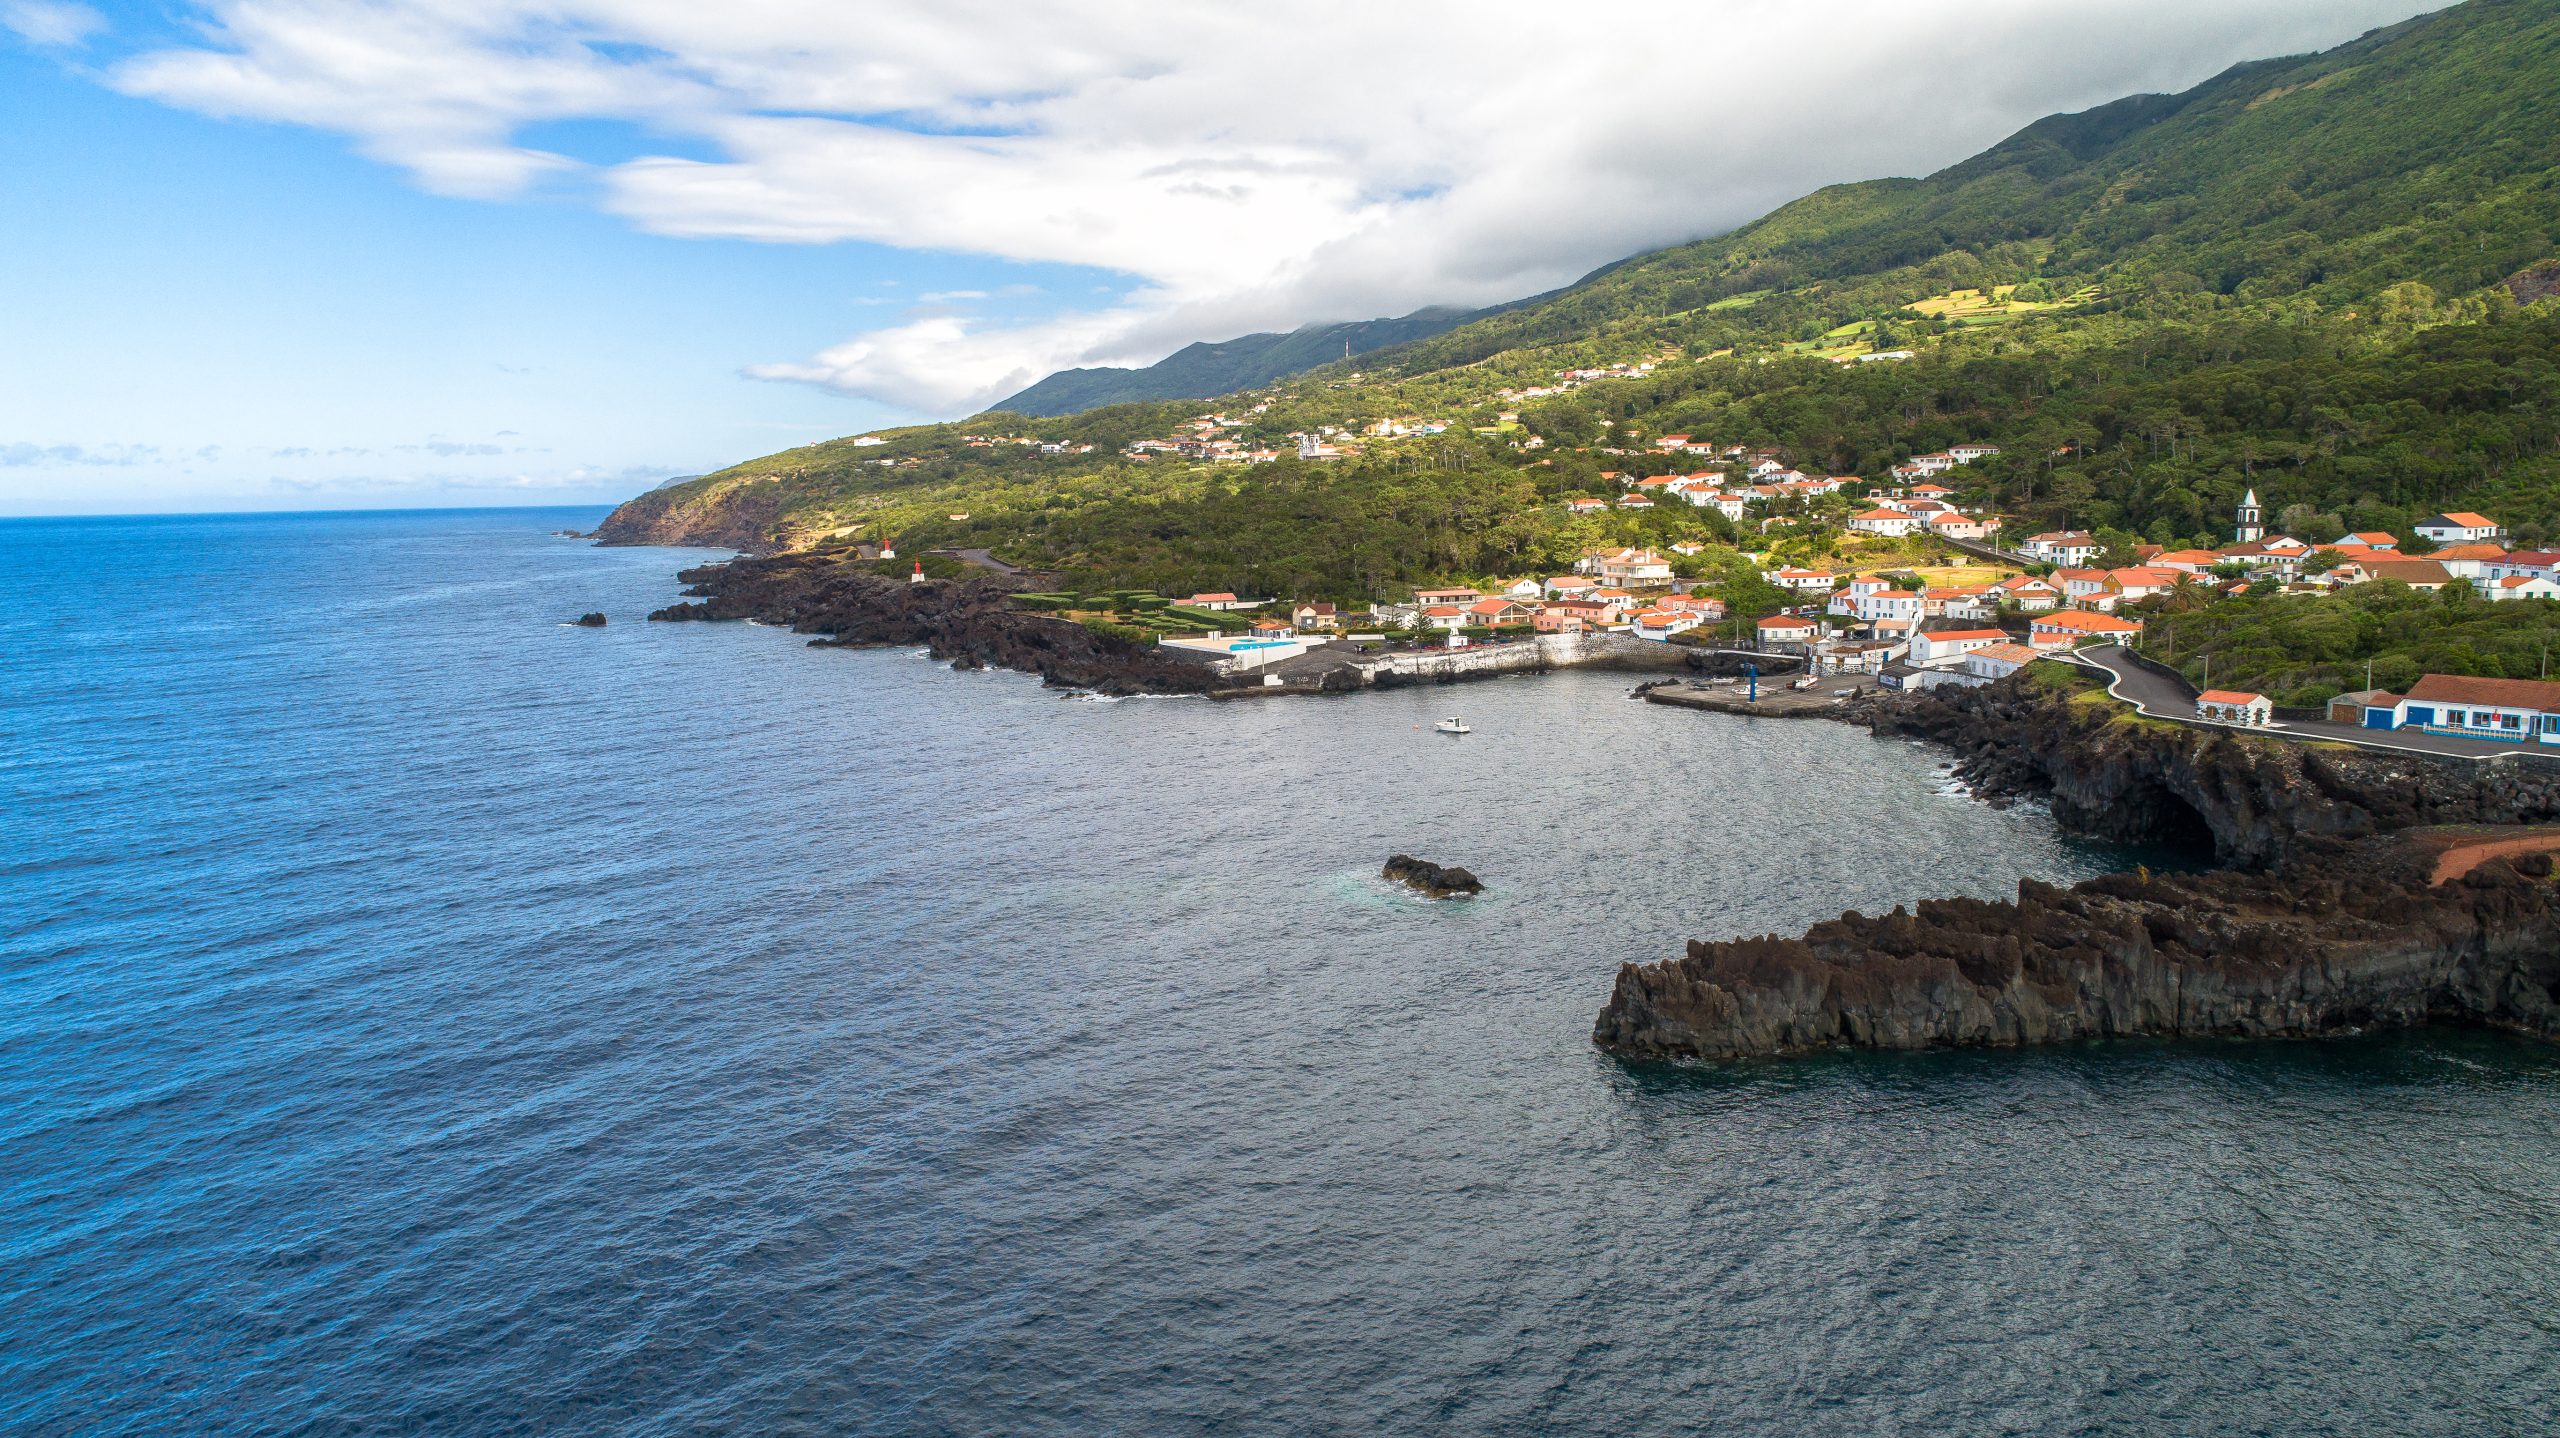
[2069,645,2560,763]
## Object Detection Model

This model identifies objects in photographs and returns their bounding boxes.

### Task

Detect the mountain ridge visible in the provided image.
[601,0,2560,610]
[991,304,1500,417]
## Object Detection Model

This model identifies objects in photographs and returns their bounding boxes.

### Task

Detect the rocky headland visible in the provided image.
[1598,673,2560,1061]
[648,551,1223,695]
[1851,673,2560,867]
[1594,828,2560,1059]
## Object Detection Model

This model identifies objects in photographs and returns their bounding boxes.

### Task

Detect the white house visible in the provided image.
[1684,490,1749,521]
[1962,642,2043,682]
[1584,548,1674,589]
[1994,575,2063,611]
[1925,512,2000,541]
[2489,575,2560,603]
[1755,615,1820,650]
[2195,690,2274,726]
[2416,512,2504,545]
[2381,673,2560,742]
[1909,628,2010,668]
[1765,566,1839,593]
[2024,531,2101,566]
[1851,588,1925,625]
[1847,507,1923,538]
[2028,610,2143,650]
[1631,608,1703,641]
[1947,444,2001,464]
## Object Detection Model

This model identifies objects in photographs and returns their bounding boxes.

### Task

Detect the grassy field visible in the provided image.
[1904,283,2101,322]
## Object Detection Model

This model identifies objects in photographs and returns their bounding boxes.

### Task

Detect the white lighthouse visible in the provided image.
[2234,488,2264,543]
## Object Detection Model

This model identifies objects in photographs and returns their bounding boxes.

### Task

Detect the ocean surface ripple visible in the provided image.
[3,508,2556,1436]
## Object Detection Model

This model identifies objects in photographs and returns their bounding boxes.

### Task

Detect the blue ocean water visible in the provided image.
[3,507,2557,1436]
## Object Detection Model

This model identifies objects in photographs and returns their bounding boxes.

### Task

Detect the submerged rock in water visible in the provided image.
[572,612,608,627]
[1384,854,1484,898]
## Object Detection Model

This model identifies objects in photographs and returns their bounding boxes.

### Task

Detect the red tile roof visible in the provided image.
[2196,690,2267,706]
[2033,610,2142,633]
[2404,674,2560,710]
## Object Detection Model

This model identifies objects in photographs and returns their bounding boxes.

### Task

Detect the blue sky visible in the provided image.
[0,28,1129,514]
[0,0,2442,516]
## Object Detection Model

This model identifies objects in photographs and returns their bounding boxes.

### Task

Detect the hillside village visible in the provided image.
[1081,464,2544,714]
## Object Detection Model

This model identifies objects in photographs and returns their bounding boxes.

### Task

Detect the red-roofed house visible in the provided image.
[2490,575,2560,603]
[1909,628,2010,667]
[1632,608,1702,640]
[1962,642,2043,683]
[2028,610,2143,650]
[1994,574,2062,611]
[1848,507,1922,537]
[2385,674,2560,742]
[2195,690,2273,726]
[1756,615,1820,650]
[2416,512,2504,545]
[2106,566,2180,602]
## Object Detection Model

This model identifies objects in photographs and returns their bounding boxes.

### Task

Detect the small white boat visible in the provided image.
[1434,717,1471,735]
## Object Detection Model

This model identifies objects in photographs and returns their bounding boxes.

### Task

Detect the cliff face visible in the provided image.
[1863,679,2560,868]
[1597,676,2560,1061]
[593,482,788,552]
[649,552,1221,696]
[1594,834,2560,1060]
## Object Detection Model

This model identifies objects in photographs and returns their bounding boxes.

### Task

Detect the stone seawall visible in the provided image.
[1367,631,1688,685]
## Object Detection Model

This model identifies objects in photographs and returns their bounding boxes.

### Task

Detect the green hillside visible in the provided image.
[601,0,2560,600]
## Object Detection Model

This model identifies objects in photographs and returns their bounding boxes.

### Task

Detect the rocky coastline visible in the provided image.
[1597,675,2560,1060]
[645,547,1696,697]
[648,551,1226,695]
[1593,828,2560,1059]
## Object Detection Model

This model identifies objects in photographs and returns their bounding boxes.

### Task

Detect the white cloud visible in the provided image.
[1,0,103,47]
[94,0,2447,411]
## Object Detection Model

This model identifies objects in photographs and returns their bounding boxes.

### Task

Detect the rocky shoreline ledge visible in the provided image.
[647,552,1226,695]
[1598,674,2560,1060]
[1594,828,2560,1059]
[644,548,1693,697]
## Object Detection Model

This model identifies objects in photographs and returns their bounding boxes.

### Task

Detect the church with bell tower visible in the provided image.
[2234,488,2264,543]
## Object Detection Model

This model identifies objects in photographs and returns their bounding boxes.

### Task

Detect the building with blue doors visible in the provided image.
[2371,674,2560,743]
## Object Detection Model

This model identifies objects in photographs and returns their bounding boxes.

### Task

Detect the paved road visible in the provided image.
[930,547,1023,575]
[2069,645,2560,763]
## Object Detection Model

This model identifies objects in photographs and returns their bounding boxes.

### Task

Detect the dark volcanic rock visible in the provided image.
[643,551,1220,696]
[1384,854,1484,898]
[1854,677,2560,868]
[1603,672,2560,1061]
[1594,831,2560,1060]
[571,612,607,627]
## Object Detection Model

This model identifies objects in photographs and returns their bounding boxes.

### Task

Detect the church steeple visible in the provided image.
[2235,488,2264,543]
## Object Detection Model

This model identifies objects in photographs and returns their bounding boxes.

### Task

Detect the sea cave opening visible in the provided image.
[2114,780,2222,866]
